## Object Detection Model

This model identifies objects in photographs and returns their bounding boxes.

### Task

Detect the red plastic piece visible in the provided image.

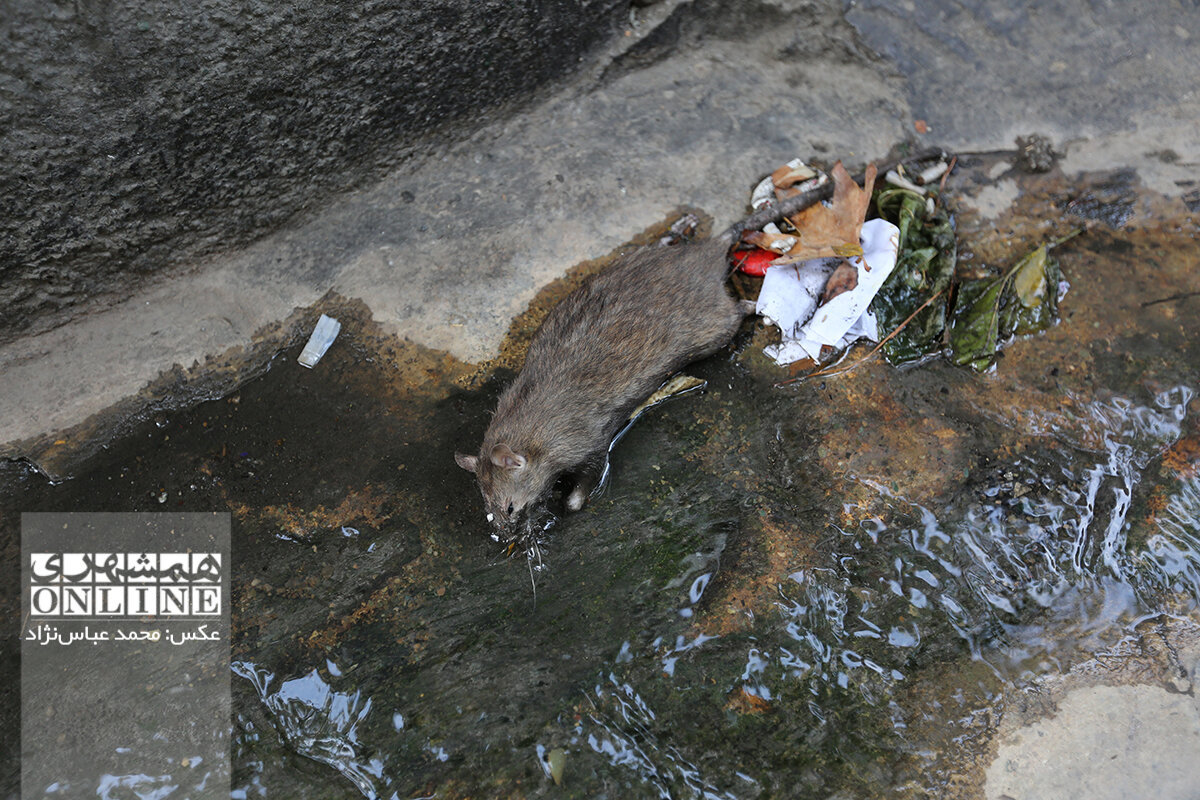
[731,248,777,276]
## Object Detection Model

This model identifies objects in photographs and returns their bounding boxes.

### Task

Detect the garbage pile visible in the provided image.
[731,153,1076,377]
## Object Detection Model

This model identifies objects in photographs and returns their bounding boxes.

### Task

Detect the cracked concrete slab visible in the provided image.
[987,684,1200,800]
[984,620,1200,800]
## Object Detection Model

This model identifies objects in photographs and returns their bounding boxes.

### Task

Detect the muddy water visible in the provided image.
[2,164,1198,799]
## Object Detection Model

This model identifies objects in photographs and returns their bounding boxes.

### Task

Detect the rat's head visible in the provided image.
[455,443,551,532]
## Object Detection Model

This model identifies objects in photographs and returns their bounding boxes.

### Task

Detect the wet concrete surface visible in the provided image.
[4,0,1200,797]
[5,0,1200,470]
[983,618,1200,800]
[3,157,1199,797]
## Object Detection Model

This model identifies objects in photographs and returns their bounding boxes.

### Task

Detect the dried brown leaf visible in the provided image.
[821,259,859,304]
[742,229,798,254]
[771,161,818,189]
[773,162,877,265]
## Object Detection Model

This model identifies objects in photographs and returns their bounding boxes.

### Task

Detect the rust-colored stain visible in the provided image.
[303,575,427,651]
[725,685,774,715]
[233,484,393,542]
[335,306,473,405]
[811,365,970,503]
[1162,436,1200,479]
[695,515,817,637]
[1143,486,1171,525]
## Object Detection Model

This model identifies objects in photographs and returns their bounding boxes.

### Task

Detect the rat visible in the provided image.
[453,154,934,537]
[455,232,743,535]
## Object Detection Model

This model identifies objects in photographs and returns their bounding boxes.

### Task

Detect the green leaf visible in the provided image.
[1010,250,1063,337]
[872,185,1077,374]
[948,232,1076,371]
[1011,244,1048,308]
[949,275,1010,371]
[870,188,957,364]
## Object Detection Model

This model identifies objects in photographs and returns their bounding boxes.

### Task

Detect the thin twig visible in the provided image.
[527,548,539,606]
[938,155,957,194]
[725,146,949,242]
[1049,228,1084,249]
[1141,290,1200,308]
[775,287,948,387]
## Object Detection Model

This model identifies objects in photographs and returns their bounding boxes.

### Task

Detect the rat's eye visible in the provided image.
[506,502,514,515]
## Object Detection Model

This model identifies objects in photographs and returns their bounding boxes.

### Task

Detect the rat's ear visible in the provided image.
[454,452,478,473]
[490,443,527,470]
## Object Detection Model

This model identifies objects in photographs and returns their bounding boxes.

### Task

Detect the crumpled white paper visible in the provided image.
[756,218,900,366]
[297,313,341,368]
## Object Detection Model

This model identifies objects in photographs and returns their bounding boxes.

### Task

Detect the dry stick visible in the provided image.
[722,146,949,243]
[775,287,948,387]
[1141,289,1200,308]
[765,151,956,386]
[938,155,958,194]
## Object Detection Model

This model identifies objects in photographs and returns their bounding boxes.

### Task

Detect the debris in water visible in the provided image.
[548,747,566,785]
[755,218,900,366]
[1015,133,1056,173]
[628,374,706,422]
[730,248,776,276]
[885,169,926,195]
[297,314,341,368]
[948,231,1079,371]
[736,157,908,366]
[768,162,876,264]
[870,181,957,365]
[739,151,1078,377]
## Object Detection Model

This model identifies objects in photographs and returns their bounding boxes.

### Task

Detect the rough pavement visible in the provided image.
[3,0,1197,458]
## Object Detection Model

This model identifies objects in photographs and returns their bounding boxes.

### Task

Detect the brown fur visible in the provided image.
[456,237,744,532]
[456,153,943,533]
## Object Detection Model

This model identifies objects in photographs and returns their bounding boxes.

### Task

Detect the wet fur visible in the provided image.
[459,237,744,532]
[457,150,946,534]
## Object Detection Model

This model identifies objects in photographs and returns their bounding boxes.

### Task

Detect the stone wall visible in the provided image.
[0,0,625,343]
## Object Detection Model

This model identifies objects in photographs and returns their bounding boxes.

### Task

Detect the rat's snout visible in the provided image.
[486,512,528,550]
[483,500,555,549]
[484,508,517,531]
[483,498,525,535]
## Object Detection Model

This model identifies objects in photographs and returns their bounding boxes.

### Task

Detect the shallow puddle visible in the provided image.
[2,162,1198,799]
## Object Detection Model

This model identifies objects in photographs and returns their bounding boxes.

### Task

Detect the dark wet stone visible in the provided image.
[1062,170,1139,227]
[1015,134,1056,173]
